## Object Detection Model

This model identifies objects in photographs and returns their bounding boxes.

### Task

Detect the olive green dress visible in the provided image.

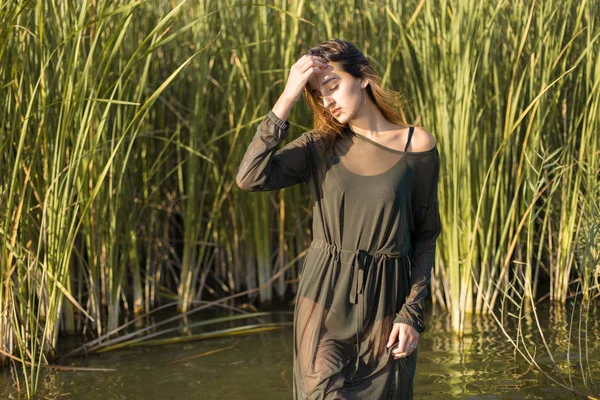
[236,110,442,400]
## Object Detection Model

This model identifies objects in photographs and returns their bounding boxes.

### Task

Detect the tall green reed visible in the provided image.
[0,0,206,396]
[390,0,599,331]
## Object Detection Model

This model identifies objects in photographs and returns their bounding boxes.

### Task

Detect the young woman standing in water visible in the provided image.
[236,39,441,399]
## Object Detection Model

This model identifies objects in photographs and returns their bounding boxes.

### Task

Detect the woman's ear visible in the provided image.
[361,80,368,89]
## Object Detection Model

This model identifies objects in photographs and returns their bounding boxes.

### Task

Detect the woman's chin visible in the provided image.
[335,110,354,123]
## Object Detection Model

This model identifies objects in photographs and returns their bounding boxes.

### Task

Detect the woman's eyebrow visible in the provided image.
[310,76,339,94]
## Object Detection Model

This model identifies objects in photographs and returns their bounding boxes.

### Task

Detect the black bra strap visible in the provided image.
[404,127,415,152]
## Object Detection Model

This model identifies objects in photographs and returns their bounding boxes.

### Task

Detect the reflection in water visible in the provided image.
[1,302,598,399]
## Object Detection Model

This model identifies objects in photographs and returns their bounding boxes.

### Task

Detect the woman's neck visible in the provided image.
[347,101,397,139]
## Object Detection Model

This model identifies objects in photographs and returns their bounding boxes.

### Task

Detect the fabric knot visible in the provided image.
[349,250,370,305]
[326,244,340,262]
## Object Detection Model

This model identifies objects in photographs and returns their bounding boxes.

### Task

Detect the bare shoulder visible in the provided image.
[407,126,436,152]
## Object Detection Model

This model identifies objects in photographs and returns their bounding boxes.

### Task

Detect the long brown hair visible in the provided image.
[302,38,409,157]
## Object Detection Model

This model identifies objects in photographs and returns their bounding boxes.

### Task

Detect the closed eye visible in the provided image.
[315,86,338,102]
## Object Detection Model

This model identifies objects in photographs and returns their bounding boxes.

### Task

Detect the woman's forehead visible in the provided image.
[307,64,343,93]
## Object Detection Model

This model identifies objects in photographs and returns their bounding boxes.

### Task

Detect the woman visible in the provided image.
[236,39,441,400]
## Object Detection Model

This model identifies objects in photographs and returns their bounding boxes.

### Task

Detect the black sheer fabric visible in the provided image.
[236,110,442,399]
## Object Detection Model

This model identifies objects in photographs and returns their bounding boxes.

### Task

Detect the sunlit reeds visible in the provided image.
[0,0,598,397]
[0,0,209,395]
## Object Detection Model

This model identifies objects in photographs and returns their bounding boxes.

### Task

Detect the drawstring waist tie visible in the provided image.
[308,238,410,378]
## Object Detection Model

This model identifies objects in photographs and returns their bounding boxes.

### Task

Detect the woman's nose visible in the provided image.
[322,96,335,108]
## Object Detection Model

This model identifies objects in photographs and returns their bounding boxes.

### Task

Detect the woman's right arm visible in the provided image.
[235,98,312,191]
[236,54,329,192]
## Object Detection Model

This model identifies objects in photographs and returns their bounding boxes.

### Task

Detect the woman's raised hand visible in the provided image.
[282,55,329,104]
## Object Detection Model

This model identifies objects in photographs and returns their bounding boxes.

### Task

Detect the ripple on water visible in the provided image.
[1,303,599,399]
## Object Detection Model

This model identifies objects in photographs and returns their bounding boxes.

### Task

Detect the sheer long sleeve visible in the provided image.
[236,110,312,191]
[394,147,442,333]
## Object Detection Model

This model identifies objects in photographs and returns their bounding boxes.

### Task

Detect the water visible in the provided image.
[1,301,599,399]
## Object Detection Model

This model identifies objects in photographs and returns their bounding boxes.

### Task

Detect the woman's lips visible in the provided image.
[331,108,342,116]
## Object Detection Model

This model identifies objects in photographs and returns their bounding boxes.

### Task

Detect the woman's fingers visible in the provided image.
[294,55,328,72]
[296,56,328,75]
[386,323,399,348]
[394,334,409,358]
[393,341,415,358]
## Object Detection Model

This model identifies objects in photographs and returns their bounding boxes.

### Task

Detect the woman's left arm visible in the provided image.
[394,146,442,334]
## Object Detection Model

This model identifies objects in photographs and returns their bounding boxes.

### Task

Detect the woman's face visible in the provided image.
[305,62,365,123]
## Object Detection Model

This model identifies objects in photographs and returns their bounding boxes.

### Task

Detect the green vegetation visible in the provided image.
[0,0,598,398]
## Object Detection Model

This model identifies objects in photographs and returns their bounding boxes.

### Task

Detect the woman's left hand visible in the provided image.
[387,322,419,359]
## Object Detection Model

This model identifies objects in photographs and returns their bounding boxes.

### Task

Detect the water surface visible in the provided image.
[1,301,598,399]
